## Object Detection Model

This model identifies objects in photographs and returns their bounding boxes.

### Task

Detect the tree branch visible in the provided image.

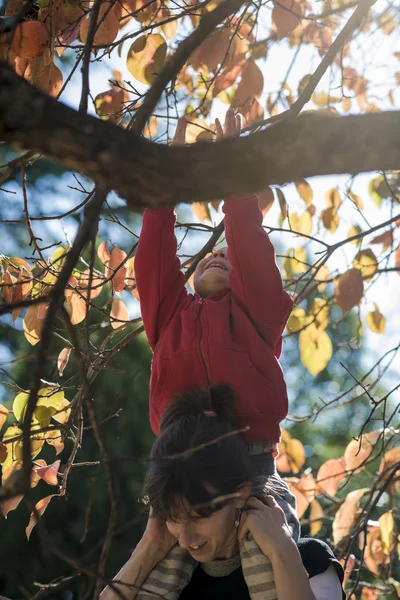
[1,62,400,209]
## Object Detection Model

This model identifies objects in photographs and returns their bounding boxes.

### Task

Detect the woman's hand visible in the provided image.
[215,108,242,140]
[140,508,177,558]
[237,495,296,563]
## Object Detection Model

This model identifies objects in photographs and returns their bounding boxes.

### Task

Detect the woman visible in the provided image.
[101,386,345,600]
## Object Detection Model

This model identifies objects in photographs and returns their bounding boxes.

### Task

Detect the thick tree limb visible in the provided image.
[1,62,400,209]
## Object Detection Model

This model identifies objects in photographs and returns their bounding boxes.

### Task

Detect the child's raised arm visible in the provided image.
[135,119,188,350]
[216,110,292,352]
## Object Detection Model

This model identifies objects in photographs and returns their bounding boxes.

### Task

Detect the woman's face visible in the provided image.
[165,490,249,562]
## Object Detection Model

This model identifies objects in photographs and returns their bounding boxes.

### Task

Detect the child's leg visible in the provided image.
[247,443,300,542]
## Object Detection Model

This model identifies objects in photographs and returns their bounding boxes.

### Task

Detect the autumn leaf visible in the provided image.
[344,430,383,473]
[35,459,61,486]
[233,59,264,106]
[321,207,340,233]
[325,188,341,208]
[286,307,306,334]
[45,429,64,455]
[26,495,57,540]
[57,347,71,377]
[299,326,332,376]
[366,304,385,334]
[354,249,378,280]
[192,202,212,223]
[370,229,393,252]
[276,188,287,222]
[258,187,274,215]
[335,268,364,312]
[295,179,313,206]
[0,442,7,463]
[316,458,346,496]
[107,248,128,293]
[127,34,167,85]
[309,499,324,536]
[379,511,395,554]
[332,488,369,544]
[290,211,313,236]
[285,471,315,518]
[271,0,302,40]
[110,298,129,329]
[98,240,111,265]
[284,247,307,277]
[277,434,306,474]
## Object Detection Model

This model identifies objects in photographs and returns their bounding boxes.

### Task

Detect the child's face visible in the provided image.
[193,247,231,298]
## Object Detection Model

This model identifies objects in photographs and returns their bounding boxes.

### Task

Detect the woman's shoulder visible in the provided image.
[298,537,344,582]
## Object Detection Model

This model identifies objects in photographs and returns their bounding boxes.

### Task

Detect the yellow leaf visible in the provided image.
[379,511,395,554]
[286,438,306,474]
[286,307,306,334]
[45,429,64,455]
[348,191,364,210]
[366,305,385,334]
[127,34,167,85]
[299,328,332,376]
[310,298,329,331]
[284,247,307,278]
[354,249,378,280]
[290,211,313,236]
[57,347,71,377]
[295,179,313,206]
[192,202,212,223]
[325,188,341,208]
[309,499,324,536]
[348,225,362,243]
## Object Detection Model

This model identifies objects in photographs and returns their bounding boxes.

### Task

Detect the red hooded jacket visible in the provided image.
[135,194,293,442]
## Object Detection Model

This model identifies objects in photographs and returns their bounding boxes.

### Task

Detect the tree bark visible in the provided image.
[1,62,400,209]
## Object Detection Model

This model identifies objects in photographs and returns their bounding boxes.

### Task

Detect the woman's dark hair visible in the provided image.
[143,385,251,521]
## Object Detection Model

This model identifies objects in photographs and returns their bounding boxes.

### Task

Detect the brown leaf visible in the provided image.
[325,188,341,208]
[332,488,369,544]
[321,207,340,233]
[192,202,212,223]
[276,188,287,221]
[334,268,364,313]
[233,59,264,106]
[258,187,274,215]
[110,298,129,329]
[0,403,8,430]
[57,347,71,377]
[370,230,393,252]
[272,0,302,40]
[98,241,111,265]
[26,495,57,540]
[0,494,24,517]
[295,179,313,206]
[0,442,8,463]
[35,460,61,486]
[316,458,346,496]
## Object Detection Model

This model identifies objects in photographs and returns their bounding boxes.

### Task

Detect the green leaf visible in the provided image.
[127,34,167,85]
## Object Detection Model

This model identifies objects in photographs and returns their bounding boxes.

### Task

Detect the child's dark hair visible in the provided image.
[143,385,251,521]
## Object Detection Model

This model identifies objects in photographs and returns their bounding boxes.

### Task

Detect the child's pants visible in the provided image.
[247,442,300,542]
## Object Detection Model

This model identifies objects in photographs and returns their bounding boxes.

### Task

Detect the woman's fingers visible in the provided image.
[215,117,224,140]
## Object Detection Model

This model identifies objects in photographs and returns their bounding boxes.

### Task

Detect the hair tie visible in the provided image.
[203,410,217,417]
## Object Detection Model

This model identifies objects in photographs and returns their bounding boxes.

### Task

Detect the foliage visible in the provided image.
[0,0,400,597]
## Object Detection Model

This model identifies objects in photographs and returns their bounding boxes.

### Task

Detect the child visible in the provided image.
[135,109,299,539]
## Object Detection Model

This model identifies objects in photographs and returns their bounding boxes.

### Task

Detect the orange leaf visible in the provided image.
[98,241,111,265]
[316,458,346,496]
[234,59,263,106]
[35,459,61,486]
[344,430,382,473]
[258,187,274,215]
[0,494,24,517]
[370,230,393,252]
[23,304,45,346]
[110,299,129,329]
[57,347,71,377]
[284,476,310,518]
[272,0,302,39]
[334,268,363,312]
[26,495,57,540]
[108,248,127,293]
[332,488,369,544]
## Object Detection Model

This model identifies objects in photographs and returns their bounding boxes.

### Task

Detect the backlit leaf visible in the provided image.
[321,207,340,233]
[45,429,64,455]
[325,188,341,208]
[276,188,287,221]
[290,211,313,236]
[295,179,313,206]
[98,241,111,265]
[354,249,378,280]
[108,248,127,294]
[299,327,332,376]
[26,495,57,540]
[272,0,302,39]
[366,305,385,334]
[316,458,346,496]
[284,247,307,277]
[348,225,363,243]
[57,347,71,377]
[370,230,393,251]
[110,298,129,329]
[35,459,61,486]
[335,268,364,312]
[192,202,212,223]
[344,430,382,473]
[332,488,369,544]
[127,34,167,85]
[277,436,305,474]
[309,499,324,536]
[286,307,306,334]
[0,494,24,517]
[379,512,395,554]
